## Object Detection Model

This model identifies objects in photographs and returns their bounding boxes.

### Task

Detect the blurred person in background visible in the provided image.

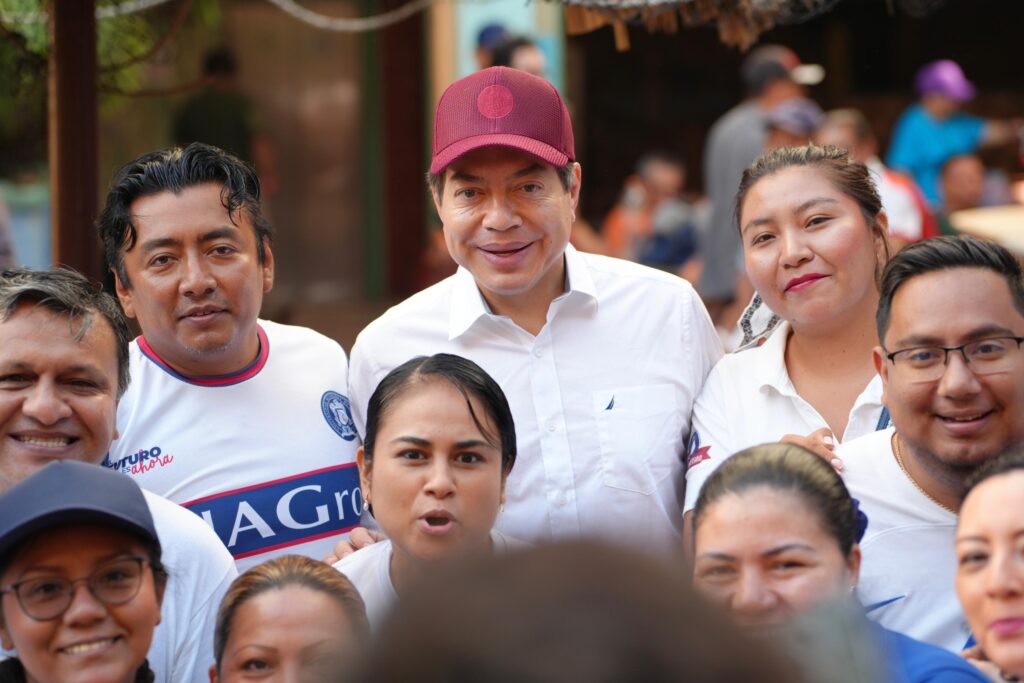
[173,47,278,198]
[474,23,509,70]
[937,154,987,235]
[887,59,1022,208]
[358,541,804,683]
[602,151,704,277]
[699,45,823,326]
[692,443,989,682]
[765,97,825,150]
[491,35,547,79]
[817,108,936,247]
[956,452,1024,682]
[210,555,369,683]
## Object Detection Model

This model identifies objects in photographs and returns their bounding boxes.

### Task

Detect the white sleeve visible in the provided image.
[348,332,379,441]
[683,362,735,513]
[684,284,725,395]
[146,493,239,683]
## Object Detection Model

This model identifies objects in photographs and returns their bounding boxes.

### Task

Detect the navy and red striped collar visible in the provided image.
[137,325,270,387]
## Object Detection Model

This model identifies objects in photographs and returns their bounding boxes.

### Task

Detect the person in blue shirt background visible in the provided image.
[886,59,1021,207]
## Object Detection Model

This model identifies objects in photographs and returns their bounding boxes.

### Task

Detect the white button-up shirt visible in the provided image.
[349,246,722,554]
[684,321,887,512]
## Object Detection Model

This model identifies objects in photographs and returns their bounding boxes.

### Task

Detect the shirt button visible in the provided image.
[533,348,543,358]
[546,420,556,432]
[555,493,567,507]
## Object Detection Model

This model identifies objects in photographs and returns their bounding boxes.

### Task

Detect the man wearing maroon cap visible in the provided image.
[887,59,1022,208]
[345,67,722,555]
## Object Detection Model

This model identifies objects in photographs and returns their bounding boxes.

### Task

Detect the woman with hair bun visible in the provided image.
[693,442,988,682]
[210,554,368,683]
[333,353,524,628]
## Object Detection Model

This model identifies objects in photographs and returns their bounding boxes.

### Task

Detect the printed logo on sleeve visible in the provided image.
[686,431,712,469]
[183,464,362,560]
[321,391,358,441]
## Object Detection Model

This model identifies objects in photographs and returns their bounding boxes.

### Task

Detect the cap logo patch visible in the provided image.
[477,85,514,119]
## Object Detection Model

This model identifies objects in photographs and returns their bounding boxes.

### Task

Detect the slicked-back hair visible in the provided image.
[693,443,862,559]
[0,267,131,398]
[96,142,273,287]
[735,144,883,237]
[213,555,369,672]
[363,353,517,476]
[876,235,1024,343]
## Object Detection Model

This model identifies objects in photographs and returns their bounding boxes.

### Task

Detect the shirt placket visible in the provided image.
[528,322,581,540]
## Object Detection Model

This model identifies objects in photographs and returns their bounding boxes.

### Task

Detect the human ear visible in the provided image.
[113,269,136,319]
[357,447,372,508]
[873,346,889,406]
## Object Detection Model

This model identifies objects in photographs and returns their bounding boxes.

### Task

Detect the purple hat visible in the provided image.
[767,97,825,137]
[430,67,575,175]
[915,60,976,103]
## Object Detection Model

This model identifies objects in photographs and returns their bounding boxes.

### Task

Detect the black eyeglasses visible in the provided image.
[0,556,148,621]
[884,336,1024,383]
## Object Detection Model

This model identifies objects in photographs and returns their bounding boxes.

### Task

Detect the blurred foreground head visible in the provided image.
[358,541,803,683]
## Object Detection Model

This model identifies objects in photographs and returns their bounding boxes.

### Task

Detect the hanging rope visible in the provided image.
[261,0,444,32]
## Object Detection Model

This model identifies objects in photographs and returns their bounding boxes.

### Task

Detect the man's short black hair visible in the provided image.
[96,142,273,287]
[426,159,575,204]
[0,268,131,398]
[876,235,1024,343]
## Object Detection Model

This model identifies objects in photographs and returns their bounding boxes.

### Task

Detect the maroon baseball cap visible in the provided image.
[430,66,575,175]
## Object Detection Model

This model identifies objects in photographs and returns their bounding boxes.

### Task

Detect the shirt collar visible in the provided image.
[752,320,800,396]
[447,244,598,341]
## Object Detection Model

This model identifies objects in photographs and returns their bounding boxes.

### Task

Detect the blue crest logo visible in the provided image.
[321,391,357,441]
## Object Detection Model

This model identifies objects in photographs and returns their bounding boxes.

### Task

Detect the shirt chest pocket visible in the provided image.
[592,384,682,495]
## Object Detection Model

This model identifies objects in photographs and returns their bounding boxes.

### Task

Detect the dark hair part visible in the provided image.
[426,159,575,204]
[962,450,1024,504]
[0,267,131,398]
[213,555,370,671]
[96,142,273,287]
[693,443,862,558]
[363,353,517,476]
[735,144,883,236]
[876,235,1024,343]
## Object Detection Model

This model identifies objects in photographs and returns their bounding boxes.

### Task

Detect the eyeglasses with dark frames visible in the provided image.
[884,336,1024,382]
[0,556,149,621]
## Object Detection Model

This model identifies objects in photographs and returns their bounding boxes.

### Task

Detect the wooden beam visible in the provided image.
[48,0,102,282]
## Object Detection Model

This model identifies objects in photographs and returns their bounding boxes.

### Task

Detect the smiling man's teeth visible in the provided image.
[16,436,71,448]
[61,638,116,655]
[943,414,986,422]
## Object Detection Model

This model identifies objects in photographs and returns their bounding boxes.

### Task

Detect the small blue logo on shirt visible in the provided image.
[321,391,357,441]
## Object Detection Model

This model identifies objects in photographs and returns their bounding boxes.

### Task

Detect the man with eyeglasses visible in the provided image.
[837,235,1024,652]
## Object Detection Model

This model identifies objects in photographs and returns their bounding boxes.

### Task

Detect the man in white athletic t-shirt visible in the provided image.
[838,235,1024,652]
[96,144,360,569]
[0,268,236,683]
